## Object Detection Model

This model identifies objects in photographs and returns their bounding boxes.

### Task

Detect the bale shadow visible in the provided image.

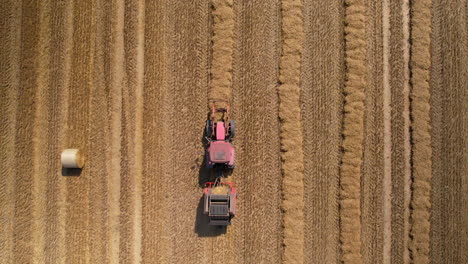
[194,195,227,237]
[61,168,82,176]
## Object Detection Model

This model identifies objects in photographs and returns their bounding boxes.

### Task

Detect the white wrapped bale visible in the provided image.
[61,149,85,169]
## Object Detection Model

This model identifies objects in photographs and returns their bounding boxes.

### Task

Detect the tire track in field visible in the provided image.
[427,1,443,262]
[230,1,282,263]
[230,2,247,262]
[107,2,124,262]
[64,0,95,262]
[120,0,145,263]
[193,0,212,263]
[158,1,211,263]
[88,1,112,262]
[32,2,51,262]
[43,1,73,262]
[408,0,432,263]
[88,1,106,262]
[340,0,368,263]
[92,0,125,263]
[388,0,411,263]
[401,3,412,263]
[277,0,305,262]
[133,1,145,259]
[0,1,21,263]
[95,6,127,258]
[143,4,173,260]
[301,0,344,263]
[362,1,385,263]
[12,1,40,262]
[429,0,466,263]
[141,1,170,262]
[382,1,392,263]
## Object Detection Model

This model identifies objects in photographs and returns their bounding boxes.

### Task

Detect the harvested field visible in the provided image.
[0,0,465,263]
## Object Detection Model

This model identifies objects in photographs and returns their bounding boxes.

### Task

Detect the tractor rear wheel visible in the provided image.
[229,120,236,138]
[206,120,213,137]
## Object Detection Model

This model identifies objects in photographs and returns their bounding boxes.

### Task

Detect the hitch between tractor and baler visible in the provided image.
[205,100,235,142]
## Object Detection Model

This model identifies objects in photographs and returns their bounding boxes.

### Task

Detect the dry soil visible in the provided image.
[0,0,466,263]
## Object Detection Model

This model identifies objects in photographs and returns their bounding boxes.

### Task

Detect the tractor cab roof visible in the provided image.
[208,141,233,163]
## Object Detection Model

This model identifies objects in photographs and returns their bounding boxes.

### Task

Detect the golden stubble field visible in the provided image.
[0,0,465,263]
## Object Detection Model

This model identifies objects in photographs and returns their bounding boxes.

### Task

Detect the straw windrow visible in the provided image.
[278,0,305,263]
[340,0,368,263]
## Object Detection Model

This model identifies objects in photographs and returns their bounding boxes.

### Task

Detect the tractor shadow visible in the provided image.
[197,150,211,188]
[194,196,227,237]
[197,156,234,188]
[198,112,212,187]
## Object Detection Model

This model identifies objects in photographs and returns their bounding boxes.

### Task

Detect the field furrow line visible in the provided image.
[120,1,141,258]
[119,0,145,262]
[155,6,176,261]
[0,1,21,263]
[254,1,283,262]
[362,1,385,263]
[120,73,134,264]
[300,0,344,263]
[230,1,283,263]
[388,0,412,263]
[141,1,170,262]
[64,0,96,263]
[162,1,212,263]
[96,0,125,263]
[32,1,51,262]
[408,0,432,263]
[193,0,211,262]
[427,1,444,263]
[400,2,412,263]
[230,1,246,262]
[278,0,305,263]
[363,61,385,260]
[340,0,368,263]
[88,1,110,262]
[12,1,40,262]
[382,0,392,263]
[106,1,125,263]
[429,0,466,263]
[133,1,145,262]
[163,5,182,263]
[43,2,72,263]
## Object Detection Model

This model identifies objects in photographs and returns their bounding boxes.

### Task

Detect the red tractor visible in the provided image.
[203,182,237,226]
[205,101,235,169]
